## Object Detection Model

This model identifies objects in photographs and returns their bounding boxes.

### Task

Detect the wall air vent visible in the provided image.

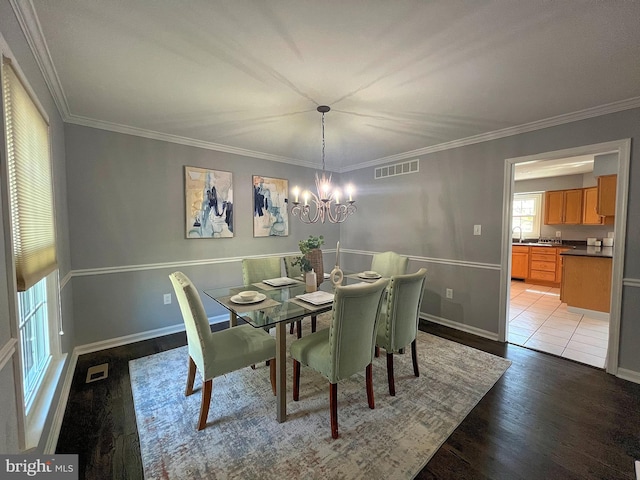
[374,159,419,179]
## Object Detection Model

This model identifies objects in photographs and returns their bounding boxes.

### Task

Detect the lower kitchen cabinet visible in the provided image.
[560,255,612,312]
[529,247,557,282]
[511,245,568,287]
[511,246,529,279]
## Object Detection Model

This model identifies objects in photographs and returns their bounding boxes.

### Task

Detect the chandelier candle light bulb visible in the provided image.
[290,106,357,224]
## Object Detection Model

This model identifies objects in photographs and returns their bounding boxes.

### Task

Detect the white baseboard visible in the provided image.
[420,313,500,341]
[74,314,228,356]
[616,367,640,385]
[566,306,610,322]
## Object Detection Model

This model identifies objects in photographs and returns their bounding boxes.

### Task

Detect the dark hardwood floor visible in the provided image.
[56,321,640,480]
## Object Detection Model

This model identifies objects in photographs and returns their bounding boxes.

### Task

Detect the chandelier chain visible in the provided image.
[321,111,326,172]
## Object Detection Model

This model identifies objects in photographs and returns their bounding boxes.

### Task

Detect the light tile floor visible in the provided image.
[508,280,609,368]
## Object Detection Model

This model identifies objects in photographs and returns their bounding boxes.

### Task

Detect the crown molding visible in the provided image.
[14,1,640,174]
[10,0,70,118]
[64,113,319,168]
[341,96,640,172]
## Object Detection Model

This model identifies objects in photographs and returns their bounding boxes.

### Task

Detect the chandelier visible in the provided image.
[290,106,356,224]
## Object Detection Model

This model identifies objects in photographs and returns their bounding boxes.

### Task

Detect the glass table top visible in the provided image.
[203,279,336,329]
[203,272,384,329]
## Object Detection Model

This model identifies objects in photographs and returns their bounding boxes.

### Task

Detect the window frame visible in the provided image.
[0,49,62,451]
[512,192,543,241]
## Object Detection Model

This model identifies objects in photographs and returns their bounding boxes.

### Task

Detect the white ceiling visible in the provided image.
[514,155,595,181]
[19,1,640,171]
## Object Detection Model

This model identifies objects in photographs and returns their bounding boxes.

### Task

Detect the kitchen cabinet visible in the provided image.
[511,245,529,279]
[511,245,566,286]
[555,247,570,285]
[560,255,612,312]
[582,187,604,225]
[529,247,557,282]
[597,174,617,216]
[544,189,582,225]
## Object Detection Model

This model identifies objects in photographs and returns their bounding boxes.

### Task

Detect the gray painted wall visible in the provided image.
[594,152,618,176]
[341,106,640,372]
[64,124,340,345]
[1,1,74,453]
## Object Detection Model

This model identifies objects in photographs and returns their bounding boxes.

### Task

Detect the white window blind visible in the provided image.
[2,58,57,291]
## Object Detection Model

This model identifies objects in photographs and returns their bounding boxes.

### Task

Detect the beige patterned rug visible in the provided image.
[130,317,510,479]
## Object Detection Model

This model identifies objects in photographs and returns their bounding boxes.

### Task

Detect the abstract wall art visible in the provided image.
[253,175,288,237]
[185,166,234,238]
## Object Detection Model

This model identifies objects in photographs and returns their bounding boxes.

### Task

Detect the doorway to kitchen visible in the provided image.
[499,140,630,374]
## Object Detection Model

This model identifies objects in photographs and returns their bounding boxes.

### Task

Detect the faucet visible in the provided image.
[512,226,523,243]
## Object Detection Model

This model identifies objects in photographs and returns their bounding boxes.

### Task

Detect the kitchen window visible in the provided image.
[512,193,542,240]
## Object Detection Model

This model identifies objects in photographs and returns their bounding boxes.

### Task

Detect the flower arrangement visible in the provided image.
[293,235,324,272]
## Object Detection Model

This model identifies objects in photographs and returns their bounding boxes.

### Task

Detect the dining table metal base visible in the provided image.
[275,322,287,422]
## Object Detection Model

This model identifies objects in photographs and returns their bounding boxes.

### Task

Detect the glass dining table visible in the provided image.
[202,272,383,423]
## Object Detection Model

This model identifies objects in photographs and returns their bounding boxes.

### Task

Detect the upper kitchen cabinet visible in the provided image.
[544,189,583,225]
[582,187,604,225]
[597,174,617,216]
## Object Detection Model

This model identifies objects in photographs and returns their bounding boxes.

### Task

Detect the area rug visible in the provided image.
[130,317,511,479]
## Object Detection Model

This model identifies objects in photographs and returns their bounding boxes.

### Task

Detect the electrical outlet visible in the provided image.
[163,293,172,305]
[446,288,453,299]
[473,225,481,235]
[556,231,562,238]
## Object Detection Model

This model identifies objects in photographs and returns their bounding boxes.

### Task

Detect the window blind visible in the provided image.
[2,58,57,291]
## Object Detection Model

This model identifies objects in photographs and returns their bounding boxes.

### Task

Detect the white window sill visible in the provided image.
[24,353,67,452]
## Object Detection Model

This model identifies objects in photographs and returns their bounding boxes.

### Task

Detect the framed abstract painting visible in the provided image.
[253,175,289,237]
[185,166,234,238]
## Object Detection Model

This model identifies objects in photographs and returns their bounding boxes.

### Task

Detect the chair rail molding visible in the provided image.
[345,249,501,271]
[0,338,18,372]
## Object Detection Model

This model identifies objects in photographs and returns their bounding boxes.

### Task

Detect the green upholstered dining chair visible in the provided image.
[290,278,389,439]
[169,271,276,431]
[370,251,409,278]
[283,255,304,280]
[375,268,427,396]
[241,257,282,285]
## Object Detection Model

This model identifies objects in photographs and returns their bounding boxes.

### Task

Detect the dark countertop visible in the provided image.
[512,240,586,248]
[560,246,614,258]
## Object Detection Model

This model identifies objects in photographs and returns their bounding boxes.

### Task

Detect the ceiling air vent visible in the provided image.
[375,159,419,179]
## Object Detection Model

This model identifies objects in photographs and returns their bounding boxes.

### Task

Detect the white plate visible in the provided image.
[358,273,382,279]
[263,277,298,287]
[295,291,335,305]
[230,293,267,304]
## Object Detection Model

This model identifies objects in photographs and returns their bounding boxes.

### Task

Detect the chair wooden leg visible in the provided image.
[386,353,396,396]
[293,359,300,401]
[311,315,317,333]
[366,363,375,408]
[296,320,302,339]
[185,356,197,396]
[270,357,276,395]
[411,339,420,377]
[290,322,294,334]
[375,345,380,358]
[330,382,339,439]
[197,379,212,430]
